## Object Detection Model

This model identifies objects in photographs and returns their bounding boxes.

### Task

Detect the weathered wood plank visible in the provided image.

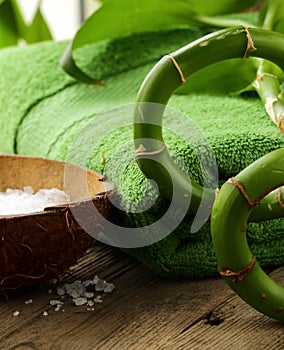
[168,267,284,350]
[0,242,283,350]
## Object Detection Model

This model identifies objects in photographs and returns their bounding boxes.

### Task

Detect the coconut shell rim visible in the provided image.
[0,153,115,220]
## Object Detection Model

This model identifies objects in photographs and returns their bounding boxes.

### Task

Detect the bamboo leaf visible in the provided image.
[176,58,259,95]
[97,0,262,16]
[62,0,202,81]
[24,6,53,44]
[259,0,284,30]
[74,0,261,50]
[0,0,52,48]
[177,0,263,16]
[63,0,258,81]
[0,0,18,48]
[10,0,28,39]
[73,0,198,50]
[275,18,284,34]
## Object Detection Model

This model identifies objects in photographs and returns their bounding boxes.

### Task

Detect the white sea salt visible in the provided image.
[82,279,93,287]
[49,278,58,285]
[92,276,100,285]
[13,310,20,316]
[103,283,115,293]
[83,292,95,298]
[93,296,103,304]
[87,300,95,307]
[42,311,48,317]
[73,297,87,306]
[50,275,115,311]
[64,282,85,299]
[0,186,70,216]
[95,279,106,291]
[56,287,65,296]
[54,305,63,312]
[49,300,64,306]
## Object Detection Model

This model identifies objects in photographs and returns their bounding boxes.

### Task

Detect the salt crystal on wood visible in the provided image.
[57,287,65,296]
[94,296,103,303]
[54,305,62,312]
[73,297,87,306]
[104,283,115,293]
[95,279,106,291]
[49,300,64,306]
[52,275,115,310]
[87,300,95,307]
[84,292,95,298]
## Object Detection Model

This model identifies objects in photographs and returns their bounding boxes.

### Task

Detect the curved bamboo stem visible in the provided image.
[251,0,284,133]
[133,26,284,218]
[211,147,284,322]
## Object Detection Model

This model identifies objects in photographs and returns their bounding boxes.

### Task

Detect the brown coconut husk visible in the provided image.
[0,154,114,292]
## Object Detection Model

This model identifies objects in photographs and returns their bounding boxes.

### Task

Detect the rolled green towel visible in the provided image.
[1,28,284,279]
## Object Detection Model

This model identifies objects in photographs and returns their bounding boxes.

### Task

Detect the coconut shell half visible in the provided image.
[0,154,114,292]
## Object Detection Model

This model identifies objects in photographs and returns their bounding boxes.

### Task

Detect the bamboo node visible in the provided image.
[215,187,220,199]
[218,256,256,283]
[265,97,278,125]
[277,187,284,209]
[200,41,209,47]
[257,72,278,82]
[242,27,257,58]
[135,144,167,157]
[135,144,147,155]
[277,113,284,134]
[168,54,186,84]
[226,177,259,207]
[274,307,284,314]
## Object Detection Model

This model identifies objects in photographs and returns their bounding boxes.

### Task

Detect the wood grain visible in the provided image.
[0,242,283,350]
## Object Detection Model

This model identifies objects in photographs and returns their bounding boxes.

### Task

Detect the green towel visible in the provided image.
[1,28,284,279]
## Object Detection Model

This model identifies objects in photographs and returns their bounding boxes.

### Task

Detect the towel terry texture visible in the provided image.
[1,27,284,279]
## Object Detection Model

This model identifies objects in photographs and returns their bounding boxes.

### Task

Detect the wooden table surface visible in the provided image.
[1,242,283,350]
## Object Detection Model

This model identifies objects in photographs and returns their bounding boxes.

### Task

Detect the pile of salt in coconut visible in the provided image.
[0,186,70,216]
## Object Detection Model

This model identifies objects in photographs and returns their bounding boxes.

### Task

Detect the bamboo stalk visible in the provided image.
[133,26,284,219]
[250,0,284,133]
[211,147,284,321]
[252,61,284,132]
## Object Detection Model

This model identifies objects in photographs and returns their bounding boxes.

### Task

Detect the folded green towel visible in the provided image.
[1,28,284,279]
